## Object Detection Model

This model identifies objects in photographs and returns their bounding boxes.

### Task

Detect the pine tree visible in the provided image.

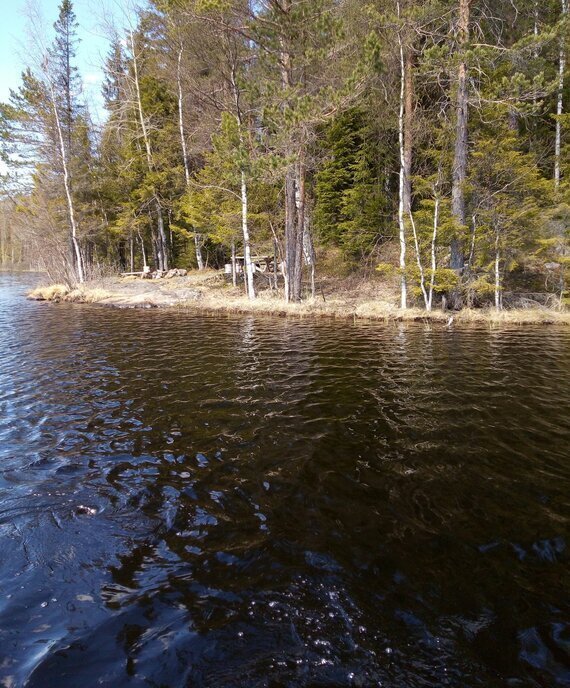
[48,0,83,158]
[468,115,551,309]
[314,108,388,257]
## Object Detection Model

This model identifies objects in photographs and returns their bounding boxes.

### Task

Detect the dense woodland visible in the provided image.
[0,0,569,310]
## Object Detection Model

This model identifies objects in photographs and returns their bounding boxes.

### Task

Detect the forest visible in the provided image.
[0,0,568,311]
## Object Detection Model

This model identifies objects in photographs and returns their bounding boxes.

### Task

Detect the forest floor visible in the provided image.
[27,269,570,325]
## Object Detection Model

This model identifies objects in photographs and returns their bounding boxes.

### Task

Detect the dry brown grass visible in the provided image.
[179,289,570,325]
[66,287,114,303]
[452,307,570,325]
[28,284,112,303]
[28,273,570,326]
[28,284,70,301]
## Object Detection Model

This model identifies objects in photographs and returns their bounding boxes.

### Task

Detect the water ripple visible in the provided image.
[0,273,568,687]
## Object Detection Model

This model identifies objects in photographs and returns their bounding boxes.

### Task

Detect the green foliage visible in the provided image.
[180,113,278,253]
[469,118,551,267]
[2,0,569,303]
[314,108,388,256]
[431,268,459,293]
[376,262,396,276]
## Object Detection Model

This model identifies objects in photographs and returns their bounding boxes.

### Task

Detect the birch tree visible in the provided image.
[44,56,84,283]
[554,0,568,189]
[0,0,90,283]
[396,0,411,308]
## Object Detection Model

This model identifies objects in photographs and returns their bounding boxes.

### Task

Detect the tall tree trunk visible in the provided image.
[302,217,316,299]
[555,0,568,189]
[468,214,476,269]
[47,72,84,284]
[282,163,306,303]
[292,162,306,301]
[428,196,440,312]
[129,233,134,272]
[231,241,237,287]
[194,234,204,271]
[151,230,159,270]
[273,238,279,290]
[0,212,6,265]
[292,160,308,301]
[63,11,73,157]
[494,226,501,311]
[0,207,8,265]
[227,55,255,299]
[156,203,168,271]
[130,31,168,272]
[296,170,316,299]
[279,3,303,303]
[177,46,204,270]
[534,0,539,45]
[177,48,190,189]
[396,3,408,309]
[403,50,413,216]
[409,210,429,309]
[450,0,470,271]
[240,170,256,300]
[284,169,297,302]
[138,230,147,270]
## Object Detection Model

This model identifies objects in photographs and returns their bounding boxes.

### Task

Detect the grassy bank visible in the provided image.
[27,271,570,326]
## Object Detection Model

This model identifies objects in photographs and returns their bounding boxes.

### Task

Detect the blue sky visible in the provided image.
[0,0,136,122]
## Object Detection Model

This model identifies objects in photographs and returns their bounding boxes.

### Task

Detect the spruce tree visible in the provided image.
[48,0,82,157]
[314,108,388,257]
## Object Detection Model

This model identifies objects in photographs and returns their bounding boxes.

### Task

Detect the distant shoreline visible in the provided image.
[27,272,570,326]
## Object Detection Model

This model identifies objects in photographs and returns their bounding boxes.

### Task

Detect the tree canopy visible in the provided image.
[0,0,568,309]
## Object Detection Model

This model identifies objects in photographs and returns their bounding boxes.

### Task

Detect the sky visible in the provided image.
[0,0,136,123]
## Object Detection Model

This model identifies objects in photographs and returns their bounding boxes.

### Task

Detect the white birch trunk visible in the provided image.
[303,234,315,299]
[194,232,204,270]
[298,182,316,298]
[555,0,568,189]
[177,48,190,189]
[228,58,255,300]
[494,228,501,311]
[427,196,440,312]
[138,230,147,270]
[241,171,256,300]
[194,235,204,271]
[409,210,429,310]
[273,239,279,290]
[397,6,407,309]
[283,260,290,303]
[46,71,84,284]
[231,241,237,287]
[130,32,152,165]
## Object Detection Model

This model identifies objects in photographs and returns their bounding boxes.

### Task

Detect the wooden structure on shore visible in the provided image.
[225,255,281,275]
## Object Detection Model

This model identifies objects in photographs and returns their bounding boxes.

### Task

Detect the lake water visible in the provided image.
[0,272,569,687]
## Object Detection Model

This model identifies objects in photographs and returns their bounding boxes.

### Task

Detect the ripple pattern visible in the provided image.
[0,273,569,687]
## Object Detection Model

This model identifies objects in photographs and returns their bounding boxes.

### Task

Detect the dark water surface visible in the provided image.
[0,273,569,687]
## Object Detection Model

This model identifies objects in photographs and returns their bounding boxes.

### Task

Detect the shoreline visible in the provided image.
[27,274,570,326]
